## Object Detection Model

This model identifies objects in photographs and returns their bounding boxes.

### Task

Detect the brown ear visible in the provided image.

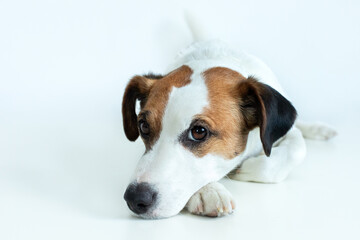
[122,75,157,141]
[238,77,297,156]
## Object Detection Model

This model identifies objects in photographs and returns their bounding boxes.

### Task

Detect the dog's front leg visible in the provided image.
[229,127,306,183]
[185,182,235,217]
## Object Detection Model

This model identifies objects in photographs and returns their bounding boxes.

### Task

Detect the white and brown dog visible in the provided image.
[122,18,336,219]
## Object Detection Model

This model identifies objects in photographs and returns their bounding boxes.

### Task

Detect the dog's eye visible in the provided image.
[189,126,207,141]
[139,120,150,135]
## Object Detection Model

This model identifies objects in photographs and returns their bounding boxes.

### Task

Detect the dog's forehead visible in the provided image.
[161,70,209,135]
[163,66,243,122]
[145,65,193,112]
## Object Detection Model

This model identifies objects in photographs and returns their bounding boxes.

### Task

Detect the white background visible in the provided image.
[1,0,359,239]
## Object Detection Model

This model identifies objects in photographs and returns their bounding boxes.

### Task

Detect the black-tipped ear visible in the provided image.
[122,75,158,141]
[239,77,297,156]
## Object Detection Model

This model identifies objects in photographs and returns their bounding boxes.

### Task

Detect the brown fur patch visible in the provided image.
[192,67,249,159]
[139,65,193,149]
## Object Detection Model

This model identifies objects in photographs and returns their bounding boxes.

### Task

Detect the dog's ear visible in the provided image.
[122,75,159,141]
[238,77,297,156]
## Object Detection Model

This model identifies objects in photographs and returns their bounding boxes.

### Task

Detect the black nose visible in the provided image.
[124,182,157,214]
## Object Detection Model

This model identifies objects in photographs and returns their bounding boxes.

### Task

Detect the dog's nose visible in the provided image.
[124,182,157,214]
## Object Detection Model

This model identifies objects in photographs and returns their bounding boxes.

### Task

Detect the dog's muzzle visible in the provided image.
[124,182,158,215]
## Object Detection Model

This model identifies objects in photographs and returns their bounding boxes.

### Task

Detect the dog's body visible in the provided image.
[122,21,336,219]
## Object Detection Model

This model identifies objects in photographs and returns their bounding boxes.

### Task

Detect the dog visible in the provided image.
[122,16,336,219]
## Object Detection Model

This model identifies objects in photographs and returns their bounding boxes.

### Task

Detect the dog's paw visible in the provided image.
[297,122,337,140]
[186,182,235,217]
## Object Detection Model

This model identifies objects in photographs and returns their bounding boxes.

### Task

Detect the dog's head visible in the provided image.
[122,65,296,218]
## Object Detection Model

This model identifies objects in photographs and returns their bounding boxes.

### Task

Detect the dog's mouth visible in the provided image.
[126,200,170,219]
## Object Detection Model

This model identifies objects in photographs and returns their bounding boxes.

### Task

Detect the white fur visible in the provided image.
[228,127,306,183]
[186,182,235,217]
[296,120,337,140]
[168,40,287,97]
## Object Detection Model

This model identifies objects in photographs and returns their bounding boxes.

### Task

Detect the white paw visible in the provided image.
[298,122,337,140]
[186,182,235,217]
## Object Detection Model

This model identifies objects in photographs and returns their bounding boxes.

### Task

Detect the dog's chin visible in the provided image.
[136,213,168,220]
[135,200,187,219]
[136,209,179,220]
